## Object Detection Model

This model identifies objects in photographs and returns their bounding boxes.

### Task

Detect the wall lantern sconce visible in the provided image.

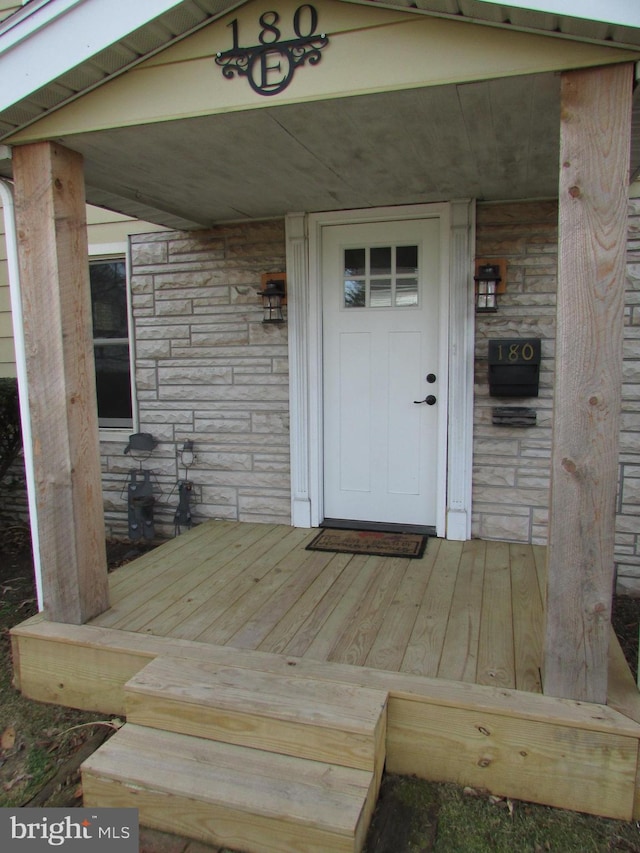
[474,259,506,314]
[178,439,195,469]
[260,273,287,324]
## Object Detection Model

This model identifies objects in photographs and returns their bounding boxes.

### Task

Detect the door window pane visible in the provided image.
[344,279,366,307]
[370,246,391,275]
[344,248,365,277]
[371,278,392,307]
[396,245,418,275]
[396,278,418,306]
[342,244,420,309]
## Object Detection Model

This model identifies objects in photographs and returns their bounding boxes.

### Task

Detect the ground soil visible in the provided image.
[2,524,640,851]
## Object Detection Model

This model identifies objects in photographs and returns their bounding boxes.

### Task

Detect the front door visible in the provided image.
[322,216,444,528]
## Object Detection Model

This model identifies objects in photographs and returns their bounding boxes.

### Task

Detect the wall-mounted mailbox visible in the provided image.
[488,338,541,398]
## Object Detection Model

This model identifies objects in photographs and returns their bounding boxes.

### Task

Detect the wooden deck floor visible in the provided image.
[13,519,640,821]
[90,520,546,694]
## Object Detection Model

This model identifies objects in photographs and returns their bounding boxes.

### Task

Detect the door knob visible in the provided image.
[426,374,436,383]
[414,395,437,405]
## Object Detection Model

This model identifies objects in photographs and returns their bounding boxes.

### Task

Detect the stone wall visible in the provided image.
[472,194,640,594]
[471,201,557,545]
[99,219,290,539]
[616,191,640,593]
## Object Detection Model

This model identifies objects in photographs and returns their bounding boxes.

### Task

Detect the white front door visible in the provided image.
[322,217,444,528]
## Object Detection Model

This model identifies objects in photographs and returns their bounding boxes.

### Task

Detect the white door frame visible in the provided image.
[286,200,475,540]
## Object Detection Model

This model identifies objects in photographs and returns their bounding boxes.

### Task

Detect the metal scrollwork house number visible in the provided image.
[215,5,329,96]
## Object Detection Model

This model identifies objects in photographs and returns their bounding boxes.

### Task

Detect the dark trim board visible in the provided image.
[321,518,436,536]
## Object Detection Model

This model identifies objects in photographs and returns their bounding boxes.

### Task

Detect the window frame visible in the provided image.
[88,241,137,439]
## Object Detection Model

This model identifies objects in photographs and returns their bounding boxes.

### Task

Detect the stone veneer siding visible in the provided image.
[99,219,290,538]
[3,200,640,591]
[472,201,557,545]
[617,191,640,594]
[473,195,640,595]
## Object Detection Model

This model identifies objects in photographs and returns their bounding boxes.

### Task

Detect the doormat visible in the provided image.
[306,528,428,559]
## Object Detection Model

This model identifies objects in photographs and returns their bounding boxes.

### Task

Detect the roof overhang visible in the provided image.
[1,0,639,143]
[0,0,246,137]
[0,0,638,228]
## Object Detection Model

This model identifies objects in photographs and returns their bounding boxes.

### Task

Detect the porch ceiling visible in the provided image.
[7,72,559,229]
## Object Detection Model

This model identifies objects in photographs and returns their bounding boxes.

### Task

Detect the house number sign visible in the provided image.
[215,5,329,96]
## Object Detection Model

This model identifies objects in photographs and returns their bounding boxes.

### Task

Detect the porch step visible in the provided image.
[81,723,377,853]
[83,656,390,851]
[124,655,388,780]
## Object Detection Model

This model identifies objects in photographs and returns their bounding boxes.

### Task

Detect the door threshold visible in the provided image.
[321,518,436,536]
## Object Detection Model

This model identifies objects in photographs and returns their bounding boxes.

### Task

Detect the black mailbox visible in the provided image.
[488,338,541,397]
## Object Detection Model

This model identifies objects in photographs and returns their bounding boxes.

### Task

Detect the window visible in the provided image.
[343,245,419,309]
[89,258,133,428]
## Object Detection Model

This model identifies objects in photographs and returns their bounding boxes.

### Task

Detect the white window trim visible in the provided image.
[88,240,138,440]
[286,200,475,540]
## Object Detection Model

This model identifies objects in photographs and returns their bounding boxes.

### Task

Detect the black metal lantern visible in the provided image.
[474,263,501,313]
[261,278,286,324]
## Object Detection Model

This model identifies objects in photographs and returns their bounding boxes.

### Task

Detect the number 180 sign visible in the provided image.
[215,5,329,96]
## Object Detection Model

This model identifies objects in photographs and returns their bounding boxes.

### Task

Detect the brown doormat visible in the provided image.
[306,528,428,559]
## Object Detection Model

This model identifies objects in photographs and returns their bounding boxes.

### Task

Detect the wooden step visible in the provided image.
[125,656,388,779]
[82,723,376,853]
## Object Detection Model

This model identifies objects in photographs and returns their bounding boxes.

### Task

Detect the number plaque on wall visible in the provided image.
[215,5,329,96]
[488,338,541,398]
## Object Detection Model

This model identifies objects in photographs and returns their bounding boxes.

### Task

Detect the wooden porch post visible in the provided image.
[12,141,109,624]
[543,63,633,703]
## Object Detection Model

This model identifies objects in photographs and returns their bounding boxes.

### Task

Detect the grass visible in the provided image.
[367,776,640,852]
[0,530,108,808]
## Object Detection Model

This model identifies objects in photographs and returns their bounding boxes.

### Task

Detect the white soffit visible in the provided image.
[365,0,640,47]
[0,0,242,135]
[473,0,640,28]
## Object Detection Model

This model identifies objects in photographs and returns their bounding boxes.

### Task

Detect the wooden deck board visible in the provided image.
[227,546,339,650]
[270,555,363,658]
[106,521,243,601]
[533,544,547,602]
[303,556,380,663]
[142,525,299,641]
[93,523,552,687]
[193,527,316,645]
[437,539,486,683]
[400,540,461,678]
[328,557,410,667]
[511,543,544,693]
[101,523,275,627]
[364,542,438,672]
[477,540,515,689]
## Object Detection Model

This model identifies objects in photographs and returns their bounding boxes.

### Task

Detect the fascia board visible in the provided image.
[478,1,640,29]
[0,0,186,111]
